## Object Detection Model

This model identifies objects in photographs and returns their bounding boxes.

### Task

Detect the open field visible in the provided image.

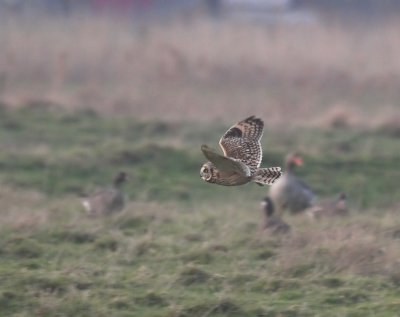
[0,15,400,317]
[0,106,399,316]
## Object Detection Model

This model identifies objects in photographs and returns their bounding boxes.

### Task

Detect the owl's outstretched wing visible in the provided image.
[201,144,251,177]
[219,116,264,174]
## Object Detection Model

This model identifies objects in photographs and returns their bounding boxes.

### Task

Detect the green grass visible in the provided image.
[0,106,399,316]
[0,105,398,207]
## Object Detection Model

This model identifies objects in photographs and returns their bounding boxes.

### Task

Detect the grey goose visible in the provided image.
[307,193,348,220]
[260,196,291,234]
[269,152,316,215]
[82,171,129,216]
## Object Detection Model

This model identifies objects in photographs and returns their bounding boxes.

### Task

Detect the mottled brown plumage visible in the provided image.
[200,116,282,186]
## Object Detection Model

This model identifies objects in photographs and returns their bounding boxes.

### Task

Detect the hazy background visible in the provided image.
[1,0,400,126]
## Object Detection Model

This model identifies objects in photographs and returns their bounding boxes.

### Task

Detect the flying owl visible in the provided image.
[200,116,282,186]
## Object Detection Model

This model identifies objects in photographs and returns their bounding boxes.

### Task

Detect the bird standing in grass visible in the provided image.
[200,116,282,186]
[307,193,348,220]
[269,152,315,215]
[260,196,291,234]
[82,171,129,216]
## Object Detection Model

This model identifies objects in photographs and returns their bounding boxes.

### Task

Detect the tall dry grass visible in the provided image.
[0,186,48,231]
[1,15,399,125]
[274,217,400,277]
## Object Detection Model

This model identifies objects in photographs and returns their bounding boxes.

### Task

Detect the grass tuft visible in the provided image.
[134,291,168,307]
[94,236,119,252]
[50,230,96,244]
[179,298,244,317]
[3,238,43,259]
[177,266,211,286]
[181,250,214,264]
[26,276,69,295]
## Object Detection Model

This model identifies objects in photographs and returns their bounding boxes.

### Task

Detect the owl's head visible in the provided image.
[200,162,215,182]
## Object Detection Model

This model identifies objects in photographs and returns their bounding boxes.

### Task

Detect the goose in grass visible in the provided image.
[269,152,316,215]
[260,197,291,234]
[82,171,129,216]
[307,193,348,220]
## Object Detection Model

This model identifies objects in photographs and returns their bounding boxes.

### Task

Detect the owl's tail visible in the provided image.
[252,167,282,186]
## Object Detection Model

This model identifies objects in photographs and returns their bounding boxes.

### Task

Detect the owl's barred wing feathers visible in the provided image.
[253,167,282,186]
[219,116,264,173]
[201,144,251,176]
[220,115,264,142]
[200,116,282,186]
